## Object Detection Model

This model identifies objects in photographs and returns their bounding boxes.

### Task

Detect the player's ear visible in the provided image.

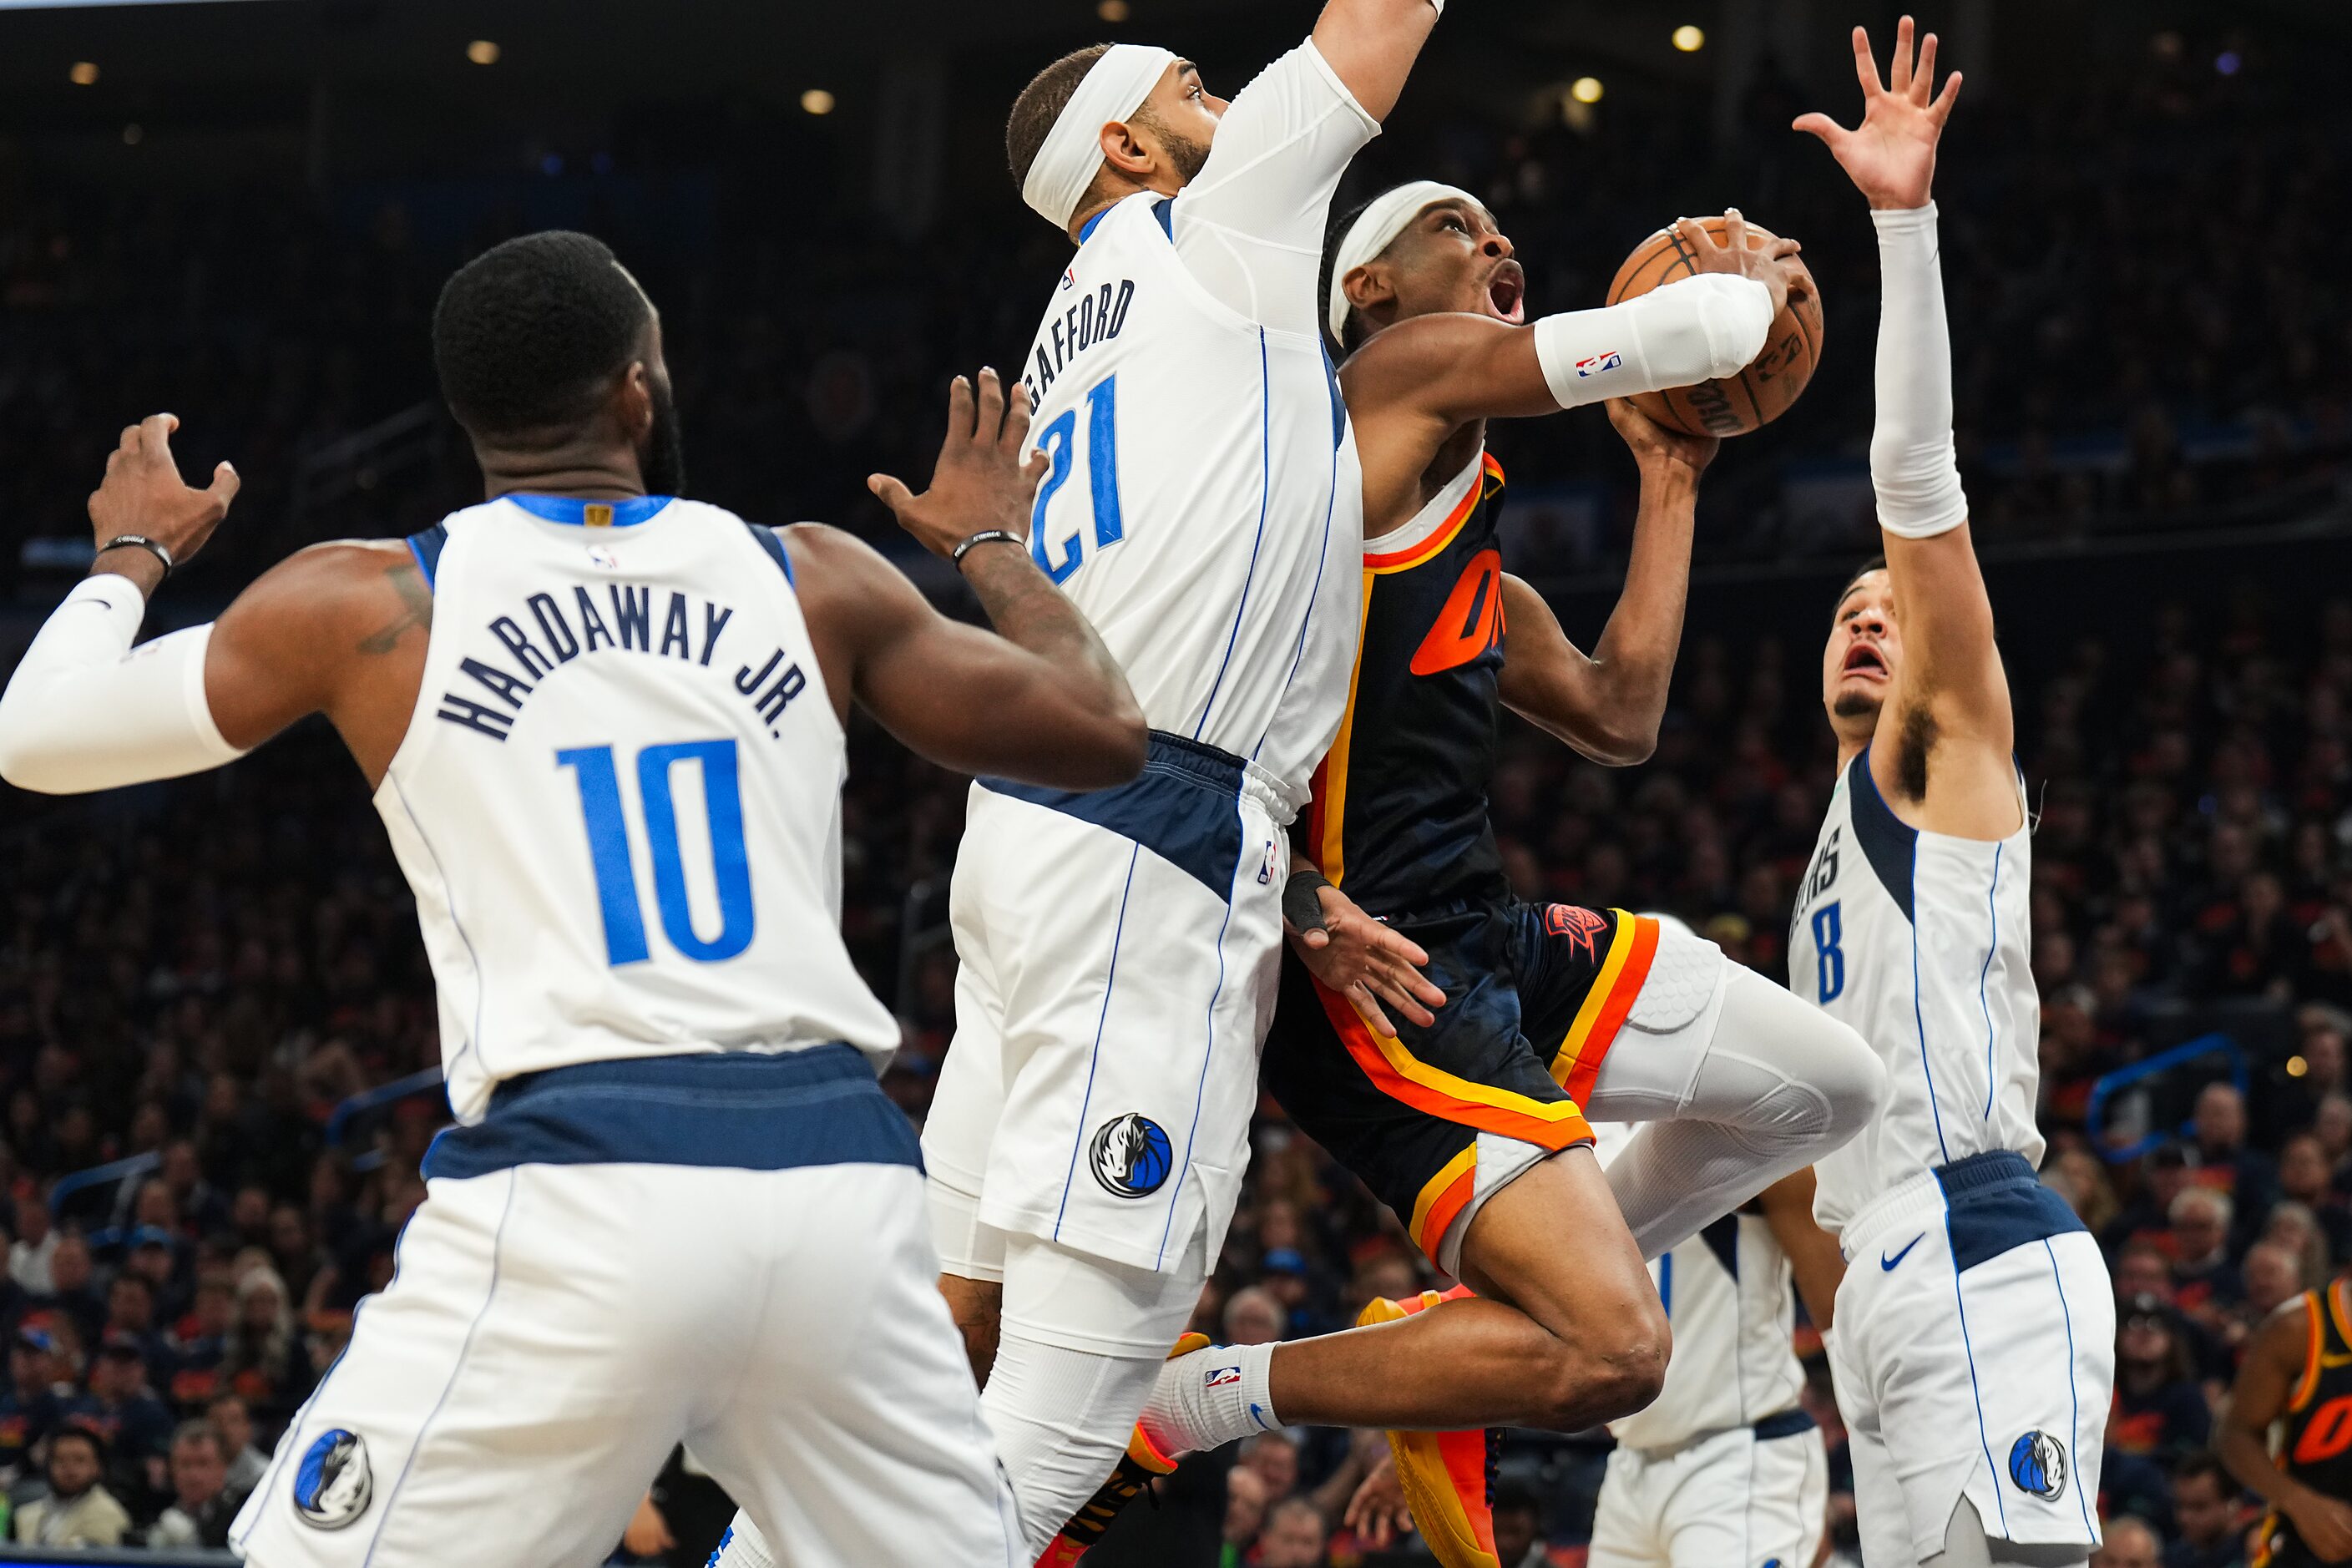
[1343,262,1397,321]
[1099,119,1155,181]
[616,361,655,444]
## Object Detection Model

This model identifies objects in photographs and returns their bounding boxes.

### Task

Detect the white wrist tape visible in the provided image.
[1869,202,1968,539]
[1531,273,1774,412]
[0,574,245,794]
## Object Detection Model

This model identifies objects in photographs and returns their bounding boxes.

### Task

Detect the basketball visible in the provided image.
[1606,215,1823,438]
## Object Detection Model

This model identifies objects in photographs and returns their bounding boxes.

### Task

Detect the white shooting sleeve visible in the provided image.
[1868,202,1968,537]
[1531,272,1774,412]
[0,574,246,793]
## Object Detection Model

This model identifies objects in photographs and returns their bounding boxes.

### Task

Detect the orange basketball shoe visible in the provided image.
[1031,1332,1212,1568]
[1357,1287,1501,1568]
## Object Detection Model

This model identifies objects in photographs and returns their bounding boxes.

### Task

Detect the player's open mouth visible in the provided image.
[1485,260,1525,324]
[1843,643,1887,678]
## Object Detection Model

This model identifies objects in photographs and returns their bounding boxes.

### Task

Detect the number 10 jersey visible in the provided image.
[382,495,899,1124]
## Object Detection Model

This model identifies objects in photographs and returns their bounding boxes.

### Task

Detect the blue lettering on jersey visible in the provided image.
[1024,278,1136,404]
[433,584,741,741]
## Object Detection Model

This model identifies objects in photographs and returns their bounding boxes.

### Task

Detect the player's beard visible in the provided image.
[1134,105,1211,184]
[1832,690,1881,721]
[640,371,687,496]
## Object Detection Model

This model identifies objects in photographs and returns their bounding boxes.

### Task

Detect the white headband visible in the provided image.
[1325,180,1481,340]
[1021,44,1180,230]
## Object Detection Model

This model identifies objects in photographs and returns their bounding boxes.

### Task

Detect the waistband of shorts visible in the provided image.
[422,1044,921,1181]
[1837,1148,2051,1259]
[1156,731,1297,820]
[1621,1406,1818,1461]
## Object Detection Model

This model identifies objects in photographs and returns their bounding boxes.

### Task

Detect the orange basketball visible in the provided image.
[1605,215,1822,438]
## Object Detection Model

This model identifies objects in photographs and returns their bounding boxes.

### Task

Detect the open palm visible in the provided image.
[1793,17,1961,210]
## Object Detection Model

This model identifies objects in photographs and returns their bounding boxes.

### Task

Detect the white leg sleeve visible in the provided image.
[1587,964,1884,1258]
[0,576,245,793]
[985,1232,1206,1555]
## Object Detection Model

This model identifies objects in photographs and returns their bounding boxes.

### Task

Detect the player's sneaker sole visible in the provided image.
[1358,1289,1502,1568]
[1032,1331,1212,1567]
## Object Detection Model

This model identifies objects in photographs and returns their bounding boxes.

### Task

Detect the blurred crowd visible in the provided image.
[3,13,2351,1567]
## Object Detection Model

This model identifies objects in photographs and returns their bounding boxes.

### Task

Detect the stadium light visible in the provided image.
[1672,24,1704,52]
[467,40,501,66]
[1098,0,1130,19]
[1570,76,1604,104]
[801,89,837,116]
[69,61,99,85]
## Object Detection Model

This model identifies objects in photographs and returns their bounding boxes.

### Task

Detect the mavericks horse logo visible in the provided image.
[2008,1430,2067,1501]
[1090,1113,1173,1198]
[292,1428,373,1530]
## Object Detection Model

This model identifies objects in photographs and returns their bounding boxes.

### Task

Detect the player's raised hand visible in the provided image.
[1284,867,1446,1034]
[1674,210,1808,321]
[870,368,1051,561]
[1606,397,1717,477]
[88,414,240,571]
[1793,17,1961,210]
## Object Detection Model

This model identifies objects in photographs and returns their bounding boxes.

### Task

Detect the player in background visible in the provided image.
[717,8,1445,1567]
[1784,22,2114,1568]
[1118,183,1884,1567]
[0,232,1147,1567]
[1586,1122,1842,1568]
[2217,1259,2352,1567]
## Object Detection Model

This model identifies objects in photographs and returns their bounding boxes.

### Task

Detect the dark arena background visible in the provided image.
[0,0,2347,1563]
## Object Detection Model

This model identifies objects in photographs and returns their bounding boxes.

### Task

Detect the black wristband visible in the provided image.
[951,529,1024,566]
[1282,867,1334,935]
[96,534,174,578]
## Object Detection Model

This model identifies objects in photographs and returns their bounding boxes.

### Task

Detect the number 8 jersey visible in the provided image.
[1788,750,2042,1236]
[381,494,899,1123]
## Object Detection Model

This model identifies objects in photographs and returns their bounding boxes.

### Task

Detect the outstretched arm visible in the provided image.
[1496,401,1712,766]
[1310,0,1440,123]
[2217,1298,2352,1561]
[797,371,1147,791]
[1342,214,1794,528]
[1797,19,2015,827]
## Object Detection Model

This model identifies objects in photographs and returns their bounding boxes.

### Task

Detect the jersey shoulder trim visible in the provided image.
[404,524,448,591]
[743,523,795,586]
[1364,450,1500,574]
[1848,748,1917,923]
[2291,1288,2328,1413]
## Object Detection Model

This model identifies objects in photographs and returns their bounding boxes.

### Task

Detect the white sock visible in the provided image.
[1139,1341,1279,1456]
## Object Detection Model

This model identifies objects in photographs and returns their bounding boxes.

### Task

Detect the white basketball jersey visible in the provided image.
[1789,751,2042,1237]
[376,495,899,1123]
[1596,1126,1805,1448]
[1014,190,1363,807]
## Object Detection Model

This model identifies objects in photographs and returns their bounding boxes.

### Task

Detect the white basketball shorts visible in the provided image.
[925,732,1290,1276]
[1827,1149,2115,1568]
[232,1050,1021,1568]
[1588,1414,1828,1568]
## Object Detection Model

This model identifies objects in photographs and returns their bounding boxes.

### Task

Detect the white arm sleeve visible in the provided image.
[0,574,246,794]
[1531,273,1776,411]
[1867,202,1968,538]
[1170,41,1380,334]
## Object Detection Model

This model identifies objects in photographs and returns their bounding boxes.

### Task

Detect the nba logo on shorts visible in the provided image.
[292,1429,373,1530]
[1089,1113,1173,1198]
[2007,1430,2067,1501]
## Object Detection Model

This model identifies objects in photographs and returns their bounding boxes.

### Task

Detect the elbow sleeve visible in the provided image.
[1532,273,1774,410]
[0,576,245,793]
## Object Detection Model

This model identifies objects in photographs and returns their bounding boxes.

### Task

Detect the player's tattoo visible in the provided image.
[357,561,433,655]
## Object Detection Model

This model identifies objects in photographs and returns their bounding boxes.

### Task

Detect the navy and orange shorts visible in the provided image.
[1261,898,1660,1267]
